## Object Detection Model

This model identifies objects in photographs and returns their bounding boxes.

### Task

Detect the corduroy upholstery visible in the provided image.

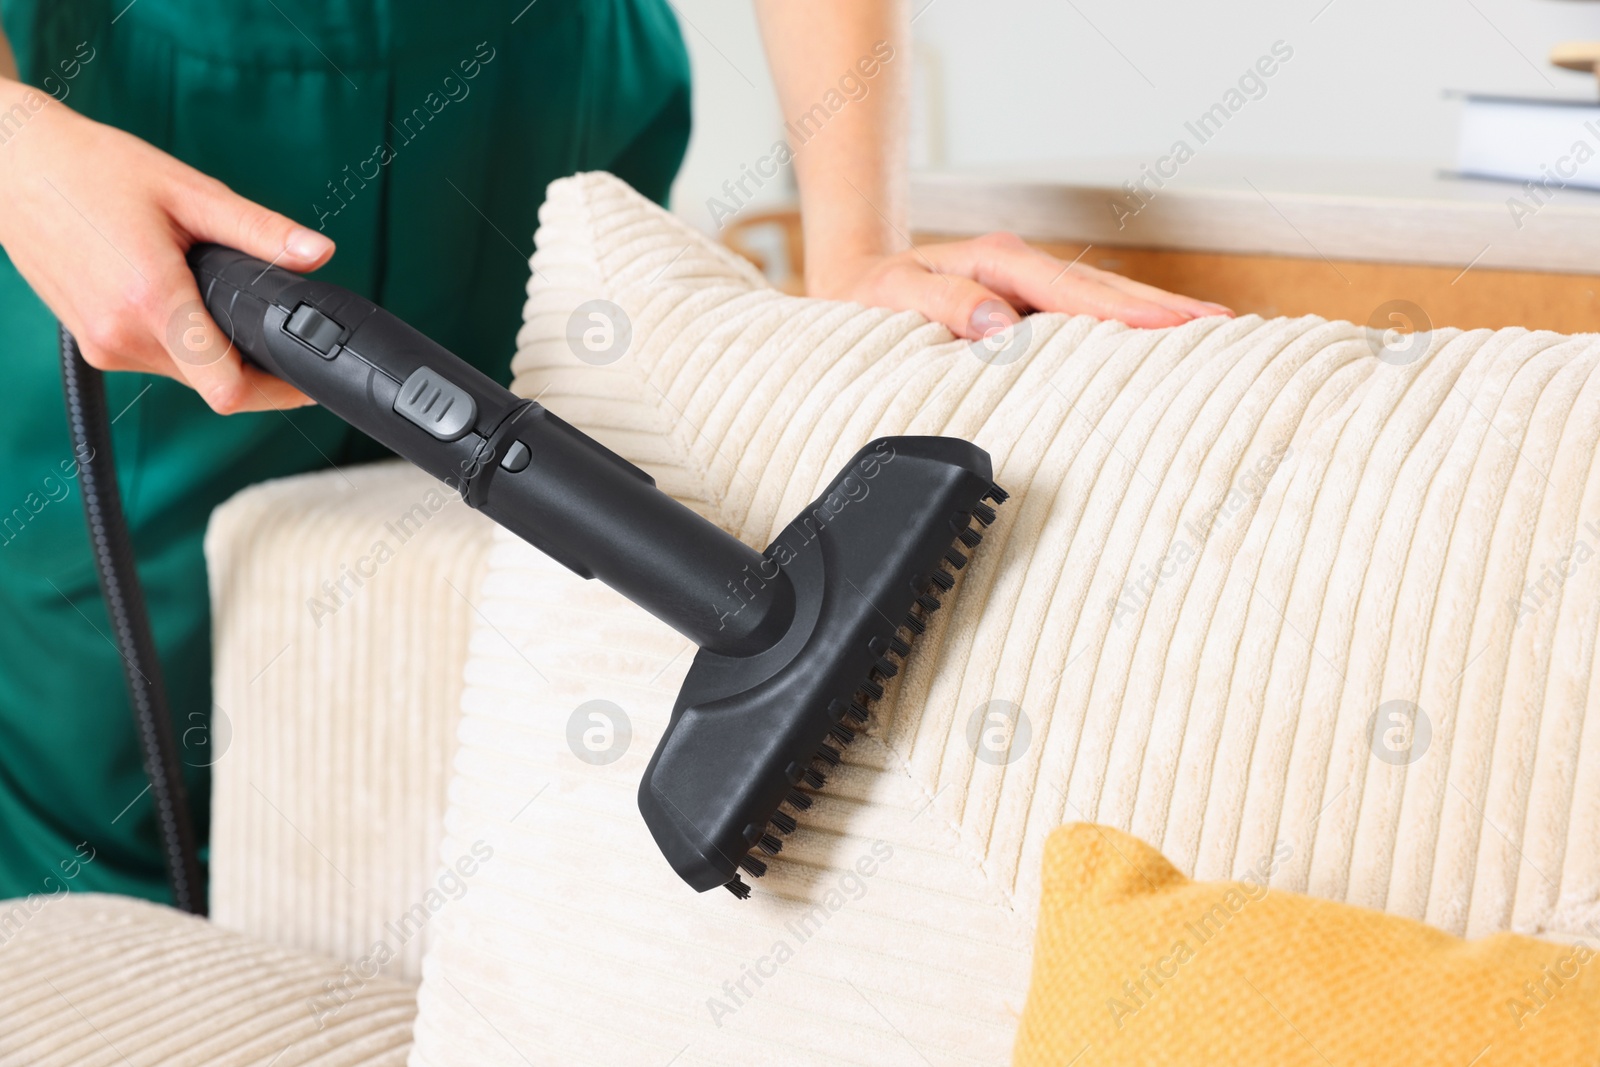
[0,893,415,1066]
[206,461,495,979]
[404,174,1600,1066]
[2,172,1595,1066]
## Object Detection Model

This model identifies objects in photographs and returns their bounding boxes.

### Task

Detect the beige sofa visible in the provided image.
[3,173,1597,1066]
[0,461,487,1066]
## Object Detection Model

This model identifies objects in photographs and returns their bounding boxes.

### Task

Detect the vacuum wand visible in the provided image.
[189,244,1007,897]
[190,245,787,657]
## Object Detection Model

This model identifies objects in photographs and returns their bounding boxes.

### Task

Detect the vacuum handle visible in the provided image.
[188,244,790,656]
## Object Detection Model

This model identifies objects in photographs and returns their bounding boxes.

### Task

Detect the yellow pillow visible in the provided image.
[1015,824,1598,1066]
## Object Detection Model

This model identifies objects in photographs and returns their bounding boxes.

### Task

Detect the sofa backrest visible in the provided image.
[404,172,1600,1066]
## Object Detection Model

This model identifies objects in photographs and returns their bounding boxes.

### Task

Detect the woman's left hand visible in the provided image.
[814,231,1234,341]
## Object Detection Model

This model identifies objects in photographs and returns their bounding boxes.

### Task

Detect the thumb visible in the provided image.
[168,176,335,272]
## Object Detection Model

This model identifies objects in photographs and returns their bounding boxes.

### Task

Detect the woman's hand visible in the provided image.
[754,2,1230,345]
[0,80,334,412]
[814,231,1234,340]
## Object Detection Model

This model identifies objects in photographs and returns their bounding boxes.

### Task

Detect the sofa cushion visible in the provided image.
[0,893,415,1065]
[206,461,496,978]
[408,172,1600,1066]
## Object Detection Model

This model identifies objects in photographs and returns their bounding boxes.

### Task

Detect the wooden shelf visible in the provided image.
[911,157,1600,334]
[911,156,1600,276]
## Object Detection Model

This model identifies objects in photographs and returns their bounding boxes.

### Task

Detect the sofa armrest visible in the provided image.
[205,460,494,979]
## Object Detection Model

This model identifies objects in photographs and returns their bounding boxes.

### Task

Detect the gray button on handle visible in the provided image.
[284,303,344,356]
[500,439,531,472]
[394,367,477,441]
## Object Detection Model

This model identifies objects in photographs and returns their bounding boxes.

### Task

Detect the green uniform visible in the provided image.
[0,0,689,903]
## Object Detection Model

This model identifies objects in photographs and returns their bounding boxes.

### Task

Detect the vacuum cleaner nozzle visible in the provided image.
[640,437,1004,896]
[186,244,1006,898]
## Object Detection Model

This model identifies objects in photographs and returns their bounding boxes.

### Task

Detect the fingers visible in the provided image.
[237,365,315,410]
[871,258,1020,341]
[78,328,310,412]
[71,251,311,413]
[157,176,326,409]
[925,233,1185,329]
[1080,264,1234,321]
[167,175,334,272]
[154,265,311,412]
[923,233,1233,329]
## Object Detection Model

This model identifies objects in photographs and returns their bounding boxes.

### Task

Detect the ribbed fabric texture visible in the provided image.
[207,461,495,979]
[1015,824,1599,1066]
[0,893,415,1065]
[407,173,1600,1067]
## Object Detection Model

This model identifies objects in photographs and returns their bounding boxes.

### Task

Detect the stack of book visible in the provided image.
[1453,41,1600,191]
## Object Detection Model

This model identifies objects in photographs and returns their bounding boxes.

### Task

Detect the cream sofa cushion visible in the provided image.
[408,173,1600,1066]
[0,893,414,1065]
[207,461,495,979]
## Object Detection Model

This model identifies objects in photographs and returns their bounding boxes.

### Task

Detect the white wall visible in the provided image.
[667,1,786,230]
[668,0,1600,230]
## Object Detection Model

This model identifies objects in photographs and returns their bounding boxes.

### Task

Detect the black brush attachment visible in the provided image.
[638,438,1003,894]
[185,245,1005,899]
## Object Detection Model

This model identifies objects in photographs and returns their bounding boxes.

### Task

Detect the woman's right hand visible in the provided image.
[0,79,335,412]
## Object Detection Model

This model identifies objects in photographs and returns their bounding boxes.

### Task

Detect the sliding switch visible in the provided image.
[394,367,477,441]
[283,303,344,356]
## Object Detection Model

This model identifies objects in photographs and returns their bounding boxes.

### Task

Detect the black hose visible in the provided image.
[59,325,205,915]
